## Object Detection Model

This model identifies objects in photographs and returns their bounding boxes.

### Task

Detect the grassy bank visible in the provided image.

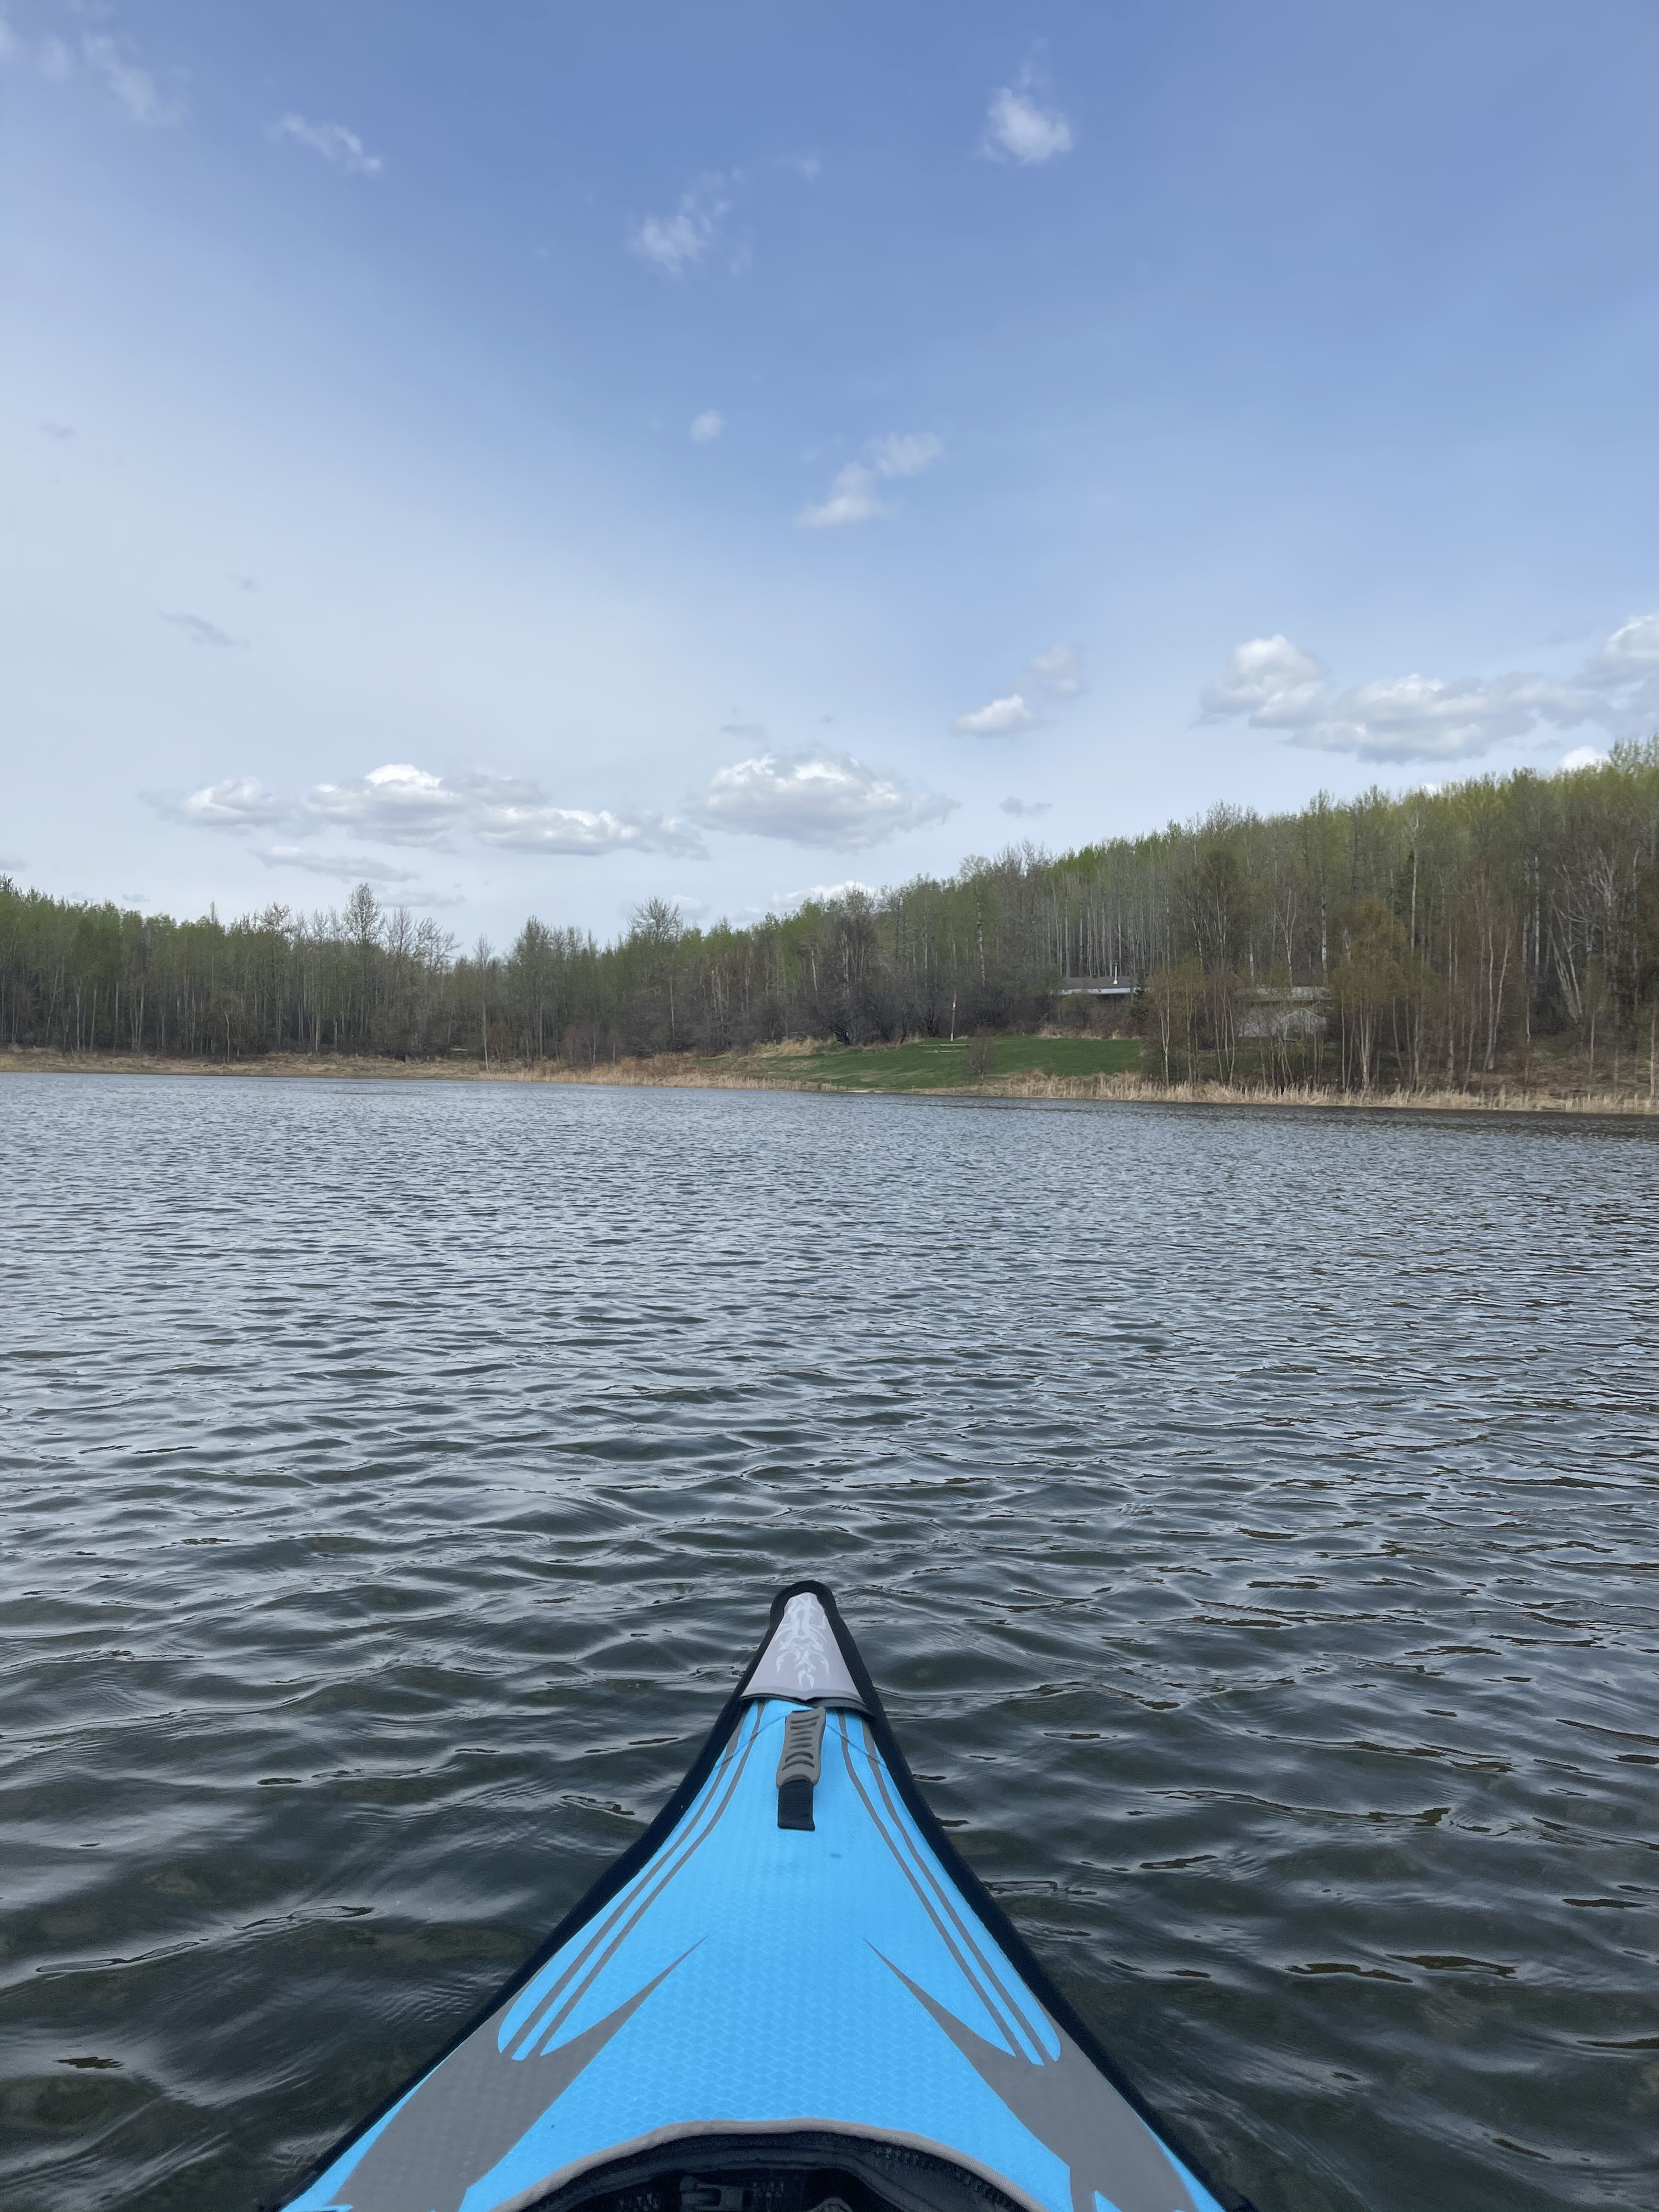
[4,1040,1655,1116]
[735,1035,1144,1091]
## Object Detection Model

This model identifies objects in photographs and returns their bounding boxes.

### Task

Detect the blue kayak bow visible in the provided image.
[278,1584,1253,2212]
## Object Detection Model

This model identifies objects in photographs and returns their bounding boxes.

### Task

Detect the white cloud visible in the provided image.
[12,22,184,120]
[272,114,383,176]
[771,878,879,911]
[953,693,1036,738]
[981,81,1073,166]
[1575,612,1659,737]
[155,761,699,860]
[1581,611,1659,684]
[301,764,700,855]
[1556,746,1609,774]
[1199,631,1613,761]
[797,462,885,531]
[868,431,944,479]
[690,409,726,444]
[472,800,704,859]
[1575,610,1659,738]
[303,762,470,844]
[1200,634,1328,726]
[1000,796,1052,817]
[161,610,247,648]
[953,641,1085,736]
[81,32,183,127]
[687,749,956,850]
[146,778,293,830]
[796,430,944,529]
[1025,641,1086,700]
[631,173,734,277]
[1294,673,1590,762]
[258,845,423,885]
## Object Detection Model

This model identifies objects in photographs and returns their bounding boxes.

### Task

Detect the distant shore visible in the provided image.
[4,1045,1654,1119]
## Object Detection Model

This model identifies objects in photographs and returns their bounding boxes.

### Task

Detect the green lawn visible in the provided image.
[771,1035,1144,1091]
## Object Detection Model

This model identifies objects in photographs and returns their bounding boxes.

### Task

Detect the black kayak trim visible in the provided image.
[269,1582,1256,2212]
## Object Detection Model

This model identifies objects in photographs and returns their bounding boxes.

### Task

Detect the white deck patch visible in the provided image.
[742,1593,864,1706]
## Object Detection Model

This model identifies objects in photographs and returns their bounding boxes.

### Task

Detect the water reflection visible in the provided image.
[3,1075,1656,2212]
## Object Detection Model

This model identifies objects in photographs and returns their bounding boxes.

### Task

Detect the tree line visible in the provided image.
[3,742,1656,1092]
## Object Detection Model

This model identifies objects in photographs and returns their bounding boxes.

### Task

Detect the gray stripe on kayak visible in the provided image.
[839,1720,1201,2212]
[512,1707,760,2057]
[875,1955,1201,2212]
[837,1717,1045,2067]
[314,1709,762,2211]
[326,1951,697,2212]
[850,1718,1052,2066]
[506,1713,748,2059]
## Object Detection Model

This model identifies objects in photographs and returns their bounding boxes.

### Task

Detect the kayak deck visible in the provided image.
[280,1588,1246,2212]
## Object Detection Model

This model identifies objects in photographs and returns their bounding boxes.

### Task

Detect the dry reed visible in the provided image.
[4,1045,1652,1118]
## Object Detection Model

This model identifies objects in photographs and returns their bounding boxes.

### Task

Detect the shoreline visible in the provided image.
[3,1046,1654,1120]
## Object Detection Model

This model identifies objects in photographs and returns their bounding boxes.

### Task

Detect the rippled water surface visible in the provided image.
[4,1073,1657,2212]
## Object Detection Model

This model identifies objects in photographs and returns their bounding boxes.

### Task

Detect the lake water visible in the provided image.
[3,1073,1657,2212]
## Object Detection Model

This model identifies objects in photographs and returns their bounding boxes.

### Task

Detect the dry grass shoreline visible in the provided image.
[3,1044,1654,1119]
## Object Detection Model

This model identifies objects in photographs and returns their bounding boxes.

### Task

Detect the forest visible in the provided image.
[4,743,1657,1094]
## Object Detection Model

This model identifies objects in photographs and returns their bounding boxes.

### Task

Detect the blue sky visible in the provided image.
[4,0,1657,940]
